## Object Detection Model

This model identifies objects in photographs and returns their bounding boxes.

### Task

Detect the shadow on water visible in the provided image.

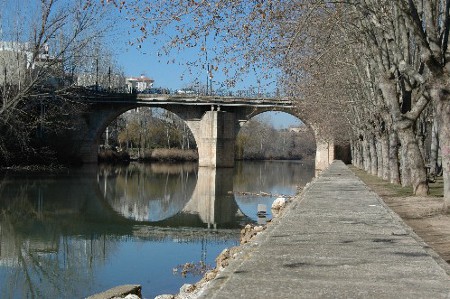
[0,160,314,298]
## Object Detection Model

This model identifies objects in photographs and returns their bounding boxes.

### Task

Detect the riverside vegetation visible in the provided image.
[97,110,315,164]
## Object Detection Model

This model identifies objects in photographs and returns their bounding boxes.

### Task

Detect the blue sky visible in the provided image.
[0,1,300,129]
[109,10,302,129]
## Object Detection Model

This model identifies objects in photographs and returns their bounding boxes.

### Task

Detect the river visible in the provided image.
[0,160,314,298]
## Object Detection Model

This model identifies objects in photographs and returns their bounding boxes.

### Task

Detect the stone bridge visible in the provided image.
[73,91,334,174]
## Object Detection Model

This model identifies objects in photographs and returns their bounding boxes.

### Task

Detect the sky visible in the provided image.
[103,4,304,129]
[0,0,302,130]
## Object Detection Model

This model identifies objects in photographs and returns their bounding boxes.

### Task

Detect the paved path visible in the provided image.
[198,161,450,298]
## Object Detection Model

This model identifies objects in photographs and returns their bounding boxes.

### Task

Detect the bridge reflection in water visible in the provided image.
[97,163,250,228]
[0,161,314,298]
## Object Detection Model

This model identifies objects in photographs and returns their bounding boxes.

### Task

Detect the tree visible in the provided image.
[0,0,119,164]
[116,108,196,154]
[108,0,449,204]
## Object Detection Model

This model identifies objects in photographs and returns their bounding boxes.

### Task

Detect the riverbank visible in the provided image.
[91,161,450,298]
[171,161,450,298]
[350,166,450,261]
[0,164,68,173]
[153,162,450,299]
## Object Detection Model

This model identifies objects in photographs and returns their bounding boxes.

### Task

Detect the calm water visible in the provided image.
[0,160,314,298]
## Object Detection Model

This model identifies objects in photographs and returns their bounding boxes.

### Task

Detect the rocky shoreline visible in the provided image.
[86,194,295,299]
[153,196,291,299]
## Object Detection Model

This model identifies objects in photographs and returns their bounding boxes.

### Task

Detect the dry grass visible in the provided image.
[142,148,198,162]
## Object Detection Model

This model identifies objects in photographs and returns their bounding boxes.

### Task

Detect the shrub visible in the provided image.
[141,148,198,162]
[98,149,130,163]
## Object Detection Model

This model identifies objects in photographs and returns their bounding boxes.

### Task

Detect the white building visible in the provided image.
[0,41,62,85]
[126,75,154,93]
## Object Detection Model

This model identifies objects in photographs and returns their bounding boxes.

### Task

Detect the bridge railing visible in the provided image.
[78,85,282,99]
[193,89,282,99]
[71,85,292,106]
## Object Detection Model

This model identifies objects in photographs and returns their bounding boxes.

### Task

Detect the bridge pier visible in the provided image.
[78,140,99,164]
[315,139,335,176]
[183,167,237,227]
[187,110,236,168]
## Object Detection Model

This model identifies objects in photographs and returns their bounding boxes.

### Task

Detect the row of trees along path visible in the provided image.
[116,1,448,208]
[1,1,449,208]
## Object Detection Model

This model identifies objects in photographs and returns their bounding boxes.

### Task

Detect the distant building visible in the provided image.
[126,75,154,93]
[76,72,126,92]
[288,126,309,133]
[0,41,63,86]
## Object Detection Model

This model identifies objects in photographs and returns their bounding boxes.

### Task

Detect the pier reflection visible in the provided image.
[98,163,248,228]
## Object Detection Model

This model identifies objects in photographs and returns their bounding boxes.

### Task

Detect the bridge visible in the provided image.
[71,89,334,173]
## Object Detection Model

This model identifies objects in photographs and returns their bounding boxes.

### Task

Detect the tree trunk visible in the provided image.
[363,139,371,172]
[400,143,411,187]
[381,134,390,181]
[397,123,429,195]
[436,99,450,211]
[353,140,364,169]
[351,139,358,167]
[389,130,400,184]
[416,118,427,162]
[429,117,440,176]
[376,138,383,178]
[350,139,356,165]
[379,77,427,193]
[369,134,378,176]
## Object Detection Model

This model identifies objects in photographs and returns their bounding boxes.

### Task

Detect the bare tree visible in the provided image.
[109,0,449,203]
[0,0,119,164]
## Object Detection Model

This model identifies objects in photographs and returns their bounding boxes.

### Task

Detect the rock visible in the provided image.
[179,284,195,294]
[254,225,265,233]
[271,197,287,217]
[154,295,175,299]
[204,270,217,281]
[216,248,231,268]
[86,284,141,299]
[272,197,287,210]
[240,224,257,244]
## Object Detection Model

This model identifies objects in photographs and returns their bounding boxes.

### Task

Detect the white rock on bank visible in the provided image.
[253,225,265,233]
[271,197,286,211]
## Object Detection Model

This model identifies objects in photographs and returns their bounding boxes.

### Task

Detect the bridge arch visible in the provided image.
[235,110,314,160]
[235,108,334,175]
[73,93,334,174]
[75,103,202,163]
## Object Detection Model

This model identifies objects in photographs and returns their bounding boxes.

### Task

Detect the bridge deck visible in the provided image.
[198,161,450,298]
[76,89,294,108]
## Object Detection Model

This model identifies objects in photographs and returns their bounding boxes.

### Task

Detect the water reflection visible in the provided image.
[0,160,314,298]
[98,163,249,228]
[98,161,314,227]
[233,160,314,221]
[98,163,197,222]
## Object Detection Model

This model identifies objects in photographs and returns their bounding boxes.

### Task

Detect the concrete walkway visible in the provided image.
[198,161,450,298]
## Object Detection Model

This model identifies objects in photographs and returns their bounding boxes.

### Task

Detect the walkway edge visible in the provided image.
[196,160,450,299]
[358,173,450,276]
[195,173,319,298]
